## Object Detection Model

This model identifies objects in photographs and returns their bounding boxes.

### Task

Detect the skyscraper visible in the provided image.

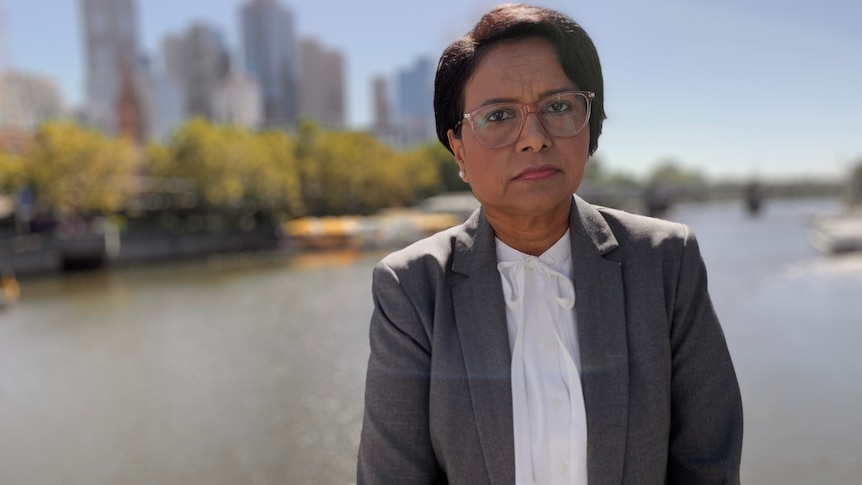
[241,0,299,129]
[148,69,185,141]
[370,75,397,146]
[161,23,231,120]
[79,0,147,139]
[212,71,262,129]
[0,70,66,130]
[396,56,435,147]
[298,38,345,128]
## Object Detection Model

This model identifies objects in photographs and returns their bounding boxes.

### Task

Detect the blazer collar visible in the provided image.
[572,194,619,255]
[451,206,497,276]
[570,195,630,485]
[450,195,629,485]
[450,206,516,484]
[451,195,620,275]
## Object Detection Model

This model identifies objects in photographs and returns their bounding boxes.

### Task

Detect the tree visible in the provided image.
[158,119,247,208]
[0,151,26,194]
[848,157,862,206]
[408,142,469,194]
[256,131,303,219]
[304,126,414,215]
[583,154,605,182]
[24,122,138,213]
[146,119,306,222]
[647,159,705,186]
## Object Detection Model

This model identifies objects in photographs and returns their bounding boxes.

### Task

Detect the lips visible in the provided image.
[514,164,561,181]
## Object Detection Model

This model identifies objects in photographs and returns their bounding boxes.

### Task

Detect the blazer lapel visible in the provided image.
[571,196,630,485]
[450,208,516,484]
[448,197,629,484]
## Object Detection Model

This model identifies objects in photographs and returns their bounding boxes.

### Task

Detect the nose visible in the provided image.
[515,111,551,152]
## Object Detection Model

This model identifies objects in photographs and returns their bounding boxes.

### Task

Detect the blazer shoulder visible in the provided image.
[593,205,692,250]
[377,224,461,276]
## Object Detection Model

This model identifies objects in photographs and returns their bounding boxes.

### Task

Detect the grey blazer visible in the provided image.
[357,195,743,484]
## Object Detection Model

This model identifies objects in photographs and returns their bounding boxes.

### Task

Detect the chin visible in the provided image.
[509,192,572,214]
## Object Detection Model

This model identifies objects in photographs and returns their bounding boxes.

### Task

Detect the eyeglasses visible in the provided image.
[456,90,595,148]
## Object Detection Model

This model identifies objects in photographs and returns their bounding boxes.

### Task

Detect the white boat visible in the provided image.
[811,212,862,254]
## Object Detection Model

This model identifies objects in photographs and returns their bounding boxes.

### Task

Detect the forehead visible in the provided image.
[464,37,576,107]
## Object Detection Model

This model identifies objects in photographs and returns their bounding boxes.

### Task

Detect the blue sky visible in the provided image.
[2,0,861,179]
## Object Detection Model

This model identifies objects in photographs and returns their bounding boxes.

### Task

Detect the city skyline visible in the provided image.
[79,0,145,140]
[2,0,861,179]
[241,0,300,129]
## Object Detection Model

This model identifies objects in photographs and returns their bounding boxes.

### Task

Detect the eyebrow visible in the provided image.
[474,87,580,108]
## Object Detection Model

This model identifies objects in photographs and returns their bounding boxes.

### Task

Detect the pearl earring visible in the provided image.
[458,170,465,179]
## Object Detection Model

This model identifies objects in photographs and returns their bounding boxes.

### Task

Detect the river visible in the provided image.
[1,198,860,484]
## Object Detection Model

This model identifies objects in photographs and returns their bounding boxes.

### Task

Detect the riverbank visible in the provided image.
[0,229,282,277]
[0,193,482,278]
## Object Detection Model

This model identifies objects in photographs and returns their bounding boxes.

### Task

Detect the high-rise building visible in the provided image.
[298,38,345,128]
[212,71,262,129]
[371,76,391,131]
[0,70,66,130]
[0,70,65,153]
[79,0,147,138]
[161,23,231,120]
[241,0,299,129]
[148,70,185,141]
[396,56,435,147]
[370,75,398,145]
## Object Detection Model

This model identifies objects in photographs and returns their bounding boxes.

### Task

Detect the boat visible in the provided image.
[811,212,862,254]
[0,268,20,308]
[282,210,462,251]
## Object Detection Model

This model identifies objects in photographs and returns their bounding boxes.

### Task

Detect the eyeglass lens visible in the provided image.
[470,92,590,147]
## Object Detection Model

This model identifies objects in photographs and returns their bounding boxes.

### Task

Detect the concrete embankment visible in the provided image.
[0,230,280,277]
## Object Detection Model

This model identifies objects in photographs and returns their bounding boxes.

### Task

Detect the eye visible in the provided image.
[544,100,573,113]
[482,107,517,123]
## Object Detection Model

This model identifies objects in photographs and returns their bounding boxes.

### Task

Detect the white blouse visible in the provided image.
[496,230,588,485]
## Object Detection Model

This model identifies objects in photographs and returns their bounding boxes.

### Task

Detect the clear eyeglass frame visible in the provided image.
[456,90,595,148]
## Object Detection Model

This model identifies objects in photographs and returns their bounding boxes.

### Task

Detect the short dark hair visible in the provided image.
[434,3,606,155]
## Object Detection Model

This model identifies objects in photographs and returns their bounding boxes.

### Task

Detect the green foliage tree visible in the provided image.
[10,117,514,226]
[647,159,705,186]
[293,121,446,216]
[583,155,605,182]
[256,131,304,218]
[581,156,639,186]
[645,158,709,203]
[24,121,138,213]
[408,142,469,194]
[149,119,303,219]
[848,157,862,206]
[153,119,246,207]
[0,151,26,194]
[294,121,326,216]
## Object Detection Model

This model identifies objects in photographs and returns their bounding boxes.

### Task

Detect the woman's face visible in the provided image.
[448,37,590,223]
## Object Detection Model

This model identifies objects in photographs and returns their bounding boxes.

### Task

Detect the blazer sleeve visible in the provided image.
[666,226,744,484]
[357,260,443,484]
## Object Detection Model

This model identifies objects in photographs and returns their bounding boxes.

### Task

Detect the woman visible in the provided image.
[357,4,742,484]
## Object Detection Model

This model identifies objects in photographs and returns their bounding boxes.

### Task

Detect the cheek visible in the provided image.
[461,139,493,171]
[464,147,505,184]
[568,136,591,171]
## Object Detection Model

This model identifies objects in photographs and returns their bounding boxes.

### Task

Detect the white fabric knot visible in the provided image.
[498,257,575,310]
[495,232,587,484]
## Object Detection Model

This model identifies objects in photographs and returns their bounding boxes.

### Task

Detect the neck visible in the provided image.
[485,200,572,256]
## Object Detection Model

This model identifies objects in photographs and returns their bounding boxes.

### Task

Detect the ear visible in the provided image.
[447,129,468,182]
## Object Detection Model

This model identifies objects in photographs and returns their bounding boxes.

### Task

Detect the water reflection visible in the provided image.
[1,250,378,485]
